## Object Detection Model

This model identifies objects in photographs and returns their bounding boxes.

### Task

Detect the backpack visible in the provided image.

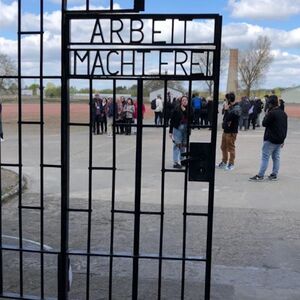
[240,100,250,114]
[192,97,201,109]
[151,99,156,110]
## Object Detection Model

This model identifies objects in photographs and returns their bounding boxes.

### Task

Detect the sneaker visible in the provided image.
[173,163,182,169]
[216,162,227,169]
[268,174,278,181]
[249,175,264,181]
[0,138,4,142]
[225,163,235,171]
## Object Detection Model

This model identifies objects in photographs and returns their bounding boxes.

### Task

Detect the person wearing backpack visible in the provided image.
[200,97,208,126]
[239,96,250,131]
[192,94,201,126]
[255,97,264,127]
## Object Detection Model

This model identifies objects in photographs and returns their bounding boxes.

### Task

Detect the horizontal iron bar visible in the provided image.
[66,9,144,16]
[90,166,115,171]
[68,122,89,127]
[184,212,209,217]
[42,164,61,168]
[0,76,61,79]
[19,121,43,125]
[67,250,206,261]
[20,206,42,210]
[19,31,43,35]
[0,163,21,167]
[0,292,55,300]
[0,245,59,255]
[65,12,220,20]
[69,45,216,49]
[68,208,92,213]
[68,74,214,80]
[164,168,185,173]
[113,209,163,215]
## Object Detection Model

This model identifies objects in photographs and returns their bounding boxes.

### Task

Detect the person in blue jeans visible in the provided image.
[249,95,288,181]
[169,96,192,169]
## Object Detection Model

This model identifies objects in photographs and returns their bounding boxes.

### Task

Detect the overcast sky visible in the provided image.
[1,0,300,90]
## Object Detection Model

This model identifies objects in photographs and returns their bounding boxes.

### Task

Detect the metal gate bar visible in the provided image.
[0,1,222,299]
[205,15,223,300]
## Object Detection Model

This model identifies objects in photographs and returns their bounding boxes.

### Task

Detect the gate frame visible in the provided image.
[60,8,222,300]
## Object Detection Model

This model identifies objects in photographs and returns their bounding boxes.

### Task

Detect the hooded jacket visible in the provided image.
[263,107,288,144]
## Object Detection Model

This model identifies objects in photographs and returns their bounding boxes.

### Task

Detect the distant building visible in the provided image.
[21,89,41,96]
[149,88,183,103]
[281,86,300,104]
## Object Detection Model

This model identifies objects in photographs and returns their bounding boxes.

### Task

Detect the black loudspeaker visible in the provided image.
[188,143,214,182]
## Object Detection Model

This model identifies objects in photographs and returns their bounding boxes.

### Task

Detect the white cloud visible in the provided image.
[265,50,300,87]
[0,1,18,28]
[1,3,300,88]
[228,0,300,19]
[223,23,300,49]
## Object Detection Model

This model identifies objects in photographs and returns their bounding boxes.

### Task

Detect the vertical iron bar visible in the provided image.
[157,80,168,299]
[180,80,192,300]
[58,2,70,299]
[132,78,143,300]
[39,0,45,297]
[86,79,94,300]
[0,130,2,294]
[109,79,117,300]
[17,0,24,297]
[134,0,145,11]
[205,15,222,300]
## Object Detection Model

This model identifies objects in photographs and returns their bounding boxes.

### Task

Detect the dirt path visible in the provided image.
[2,103,299,126]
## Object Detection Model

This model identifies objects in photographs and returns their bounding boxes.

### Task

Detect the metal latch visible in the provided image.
[181,142,213,182]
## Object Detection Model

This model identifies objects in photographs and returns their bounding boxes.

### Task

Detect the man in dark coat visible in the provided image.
[249,95,288,181]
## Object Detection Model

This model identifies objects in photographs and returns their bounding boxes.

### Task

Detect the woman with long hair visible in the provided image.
[169,96,192,168]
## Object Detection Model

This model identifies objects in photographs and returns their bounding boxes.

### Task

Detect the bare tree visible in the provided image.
[238,36,273,97]
[195,43,228,96]
[0,53,17,93]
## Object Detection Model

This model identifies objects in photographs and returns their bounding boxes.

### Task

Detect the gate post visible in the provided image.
[132,79,144,299]
[205,14,222,300]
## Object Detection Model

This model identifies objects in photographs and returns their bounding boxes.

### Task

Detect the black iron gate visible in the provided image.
[0,1,222,299]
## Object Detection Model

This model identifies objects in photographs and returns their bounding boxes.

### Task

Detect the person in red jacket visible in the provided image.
[133,99,145,134]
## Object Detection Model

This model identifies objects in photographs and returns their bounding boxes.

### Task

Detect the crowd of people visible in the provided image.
[91,91,288,178]
[92,94,145,136]
[150,92,214,128]
[227,94,285,131]
[216,92,288,181]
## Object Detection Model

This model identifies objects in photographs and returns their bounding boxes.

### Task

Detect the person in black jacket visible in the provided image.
[216,92,241,171]
[249,95,288,181]
[169,96,192,169]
